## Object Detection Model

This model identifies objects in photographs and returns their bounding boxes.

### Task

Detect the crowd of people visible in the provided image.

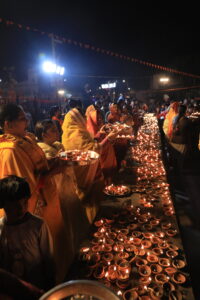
[0,94,199,298]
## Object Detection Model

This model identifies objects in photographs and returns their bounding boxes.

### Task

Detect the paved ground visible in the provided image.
[160,127,200,300]
[168,171,200,300]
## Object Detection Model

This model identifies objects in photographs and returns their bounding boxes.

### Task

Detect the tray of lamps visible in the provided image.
[104,184,132,197]
[59,150,99,166]
[104,123,133,139]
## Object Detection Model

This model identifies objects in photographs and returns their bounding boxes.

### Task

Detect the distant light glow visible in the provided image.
[101,82,116,89]
[58,90,65,95]
[122,79,126,83]
[160,77,169,83]
[42,61,65,75]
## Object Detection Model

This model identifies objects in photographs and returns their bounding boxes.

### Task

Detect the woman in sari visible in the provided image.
[35,119,89,265]
[163,101,179,139]
[86,105,117,184]
[106,103,129,170]
[62,99,117,223]
[0,103,69,283]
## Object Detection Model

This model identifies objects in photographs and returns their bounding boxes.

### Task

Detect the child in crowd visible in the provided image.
[0,175,55,291]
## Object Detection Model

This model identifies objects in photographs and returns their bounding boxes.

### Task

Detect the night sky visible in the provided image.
[1,1,200,84]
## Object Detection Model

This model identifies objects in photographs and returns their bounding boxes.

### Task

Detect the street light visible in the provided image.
[159,77,169,83]
[42,61,65,76]
[57,90,65,96]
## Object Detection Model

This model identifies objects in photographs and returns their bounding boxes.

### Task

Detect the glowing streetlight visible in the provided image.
[159,77,169,83]
[57,90,65,96]
[42,61,65,76]
[122,79,126,83]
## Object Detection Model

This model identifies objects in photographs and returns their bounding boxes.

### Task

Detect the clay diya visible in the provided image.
[102,253,113,263]
[106,232,117,240]
[164,208,174,216]
[132,231,143,238]
[101,244,112,252]
[128,223,138,230]
[166,229,178,237]
[117,252,130,260]
[172,272,186,284]
[134,247,146,257]
[149,284,163,299]
[165,267,177,275]
[106,238,114,245]
[105,218,114,224]
[141,240,152,249]
[138,217,148,224]
[94,219,104,227]
[158,241,169,249]
[168,243,179,251]
[132,237,142,246]
[135,258,148,266]
[91,245,101,252]
[147,253,159,263]
[138,275,152,286]
[113,243,124,252]
[116,279,130,289]
[166,250,179,258]
[162,281,175,293]
[120,228,129,235]
[107,265,118,281]
[152,247,163,256]
[143,224,153,231]
[151,237,161,245]
[143,232,154,239]
[123,289,138,300]
[150,219,160,226]
[172,259,186,269]
[125,244,136,252]
[159,258,171,267]
[80,247,90,253]
[98,226,107,233]
[150,264,162,274]
[155,274,169,284]
[138,265,151,277]
[136,285,148,296]
[117,233,127,242]
[155,231,165,238]
[161,222,172,230]
[93,232,103,239]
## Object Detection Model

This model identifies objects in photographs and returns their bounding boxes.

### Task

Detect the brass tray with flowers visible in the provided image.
[58,150,99,166]
[104,184,132,197]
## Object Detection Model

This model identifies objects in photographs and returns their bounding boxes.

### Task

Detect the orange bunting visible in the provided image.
[1,16,200,79]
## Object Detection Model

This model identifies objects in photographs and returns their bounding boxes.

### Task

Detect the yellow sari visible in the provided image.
[62,108,104,223]
[163,102,179,139]
[0,134,68,283]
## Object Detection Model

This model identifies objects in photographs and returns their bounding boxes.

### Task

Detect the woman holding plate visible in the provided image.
[86,104,117,184]
[0,103,70,283]
[62,99,117,223]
